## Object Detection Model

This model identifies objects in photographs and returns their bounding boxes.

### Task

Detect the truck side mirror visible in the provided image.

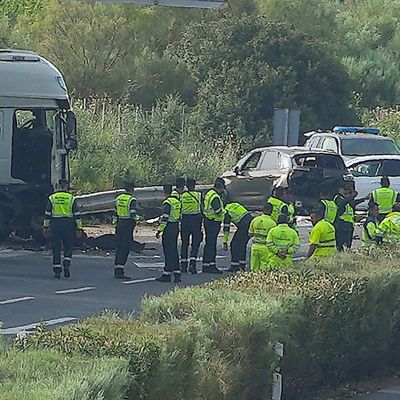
[66,111,77,150]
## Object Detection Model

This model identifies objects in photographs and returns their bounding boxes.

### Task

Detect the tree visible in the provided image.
[172,14,357,142]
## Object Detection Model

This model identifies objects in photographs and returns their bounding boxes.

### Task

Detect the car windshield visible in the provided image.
[341,138,400,156]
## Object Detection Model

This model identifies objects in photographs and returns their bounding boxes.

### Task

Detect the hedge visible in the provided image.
[13,246,400,399]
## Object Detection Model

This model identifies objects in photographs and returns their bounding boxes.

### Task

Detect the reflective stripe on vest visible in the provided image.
[372,188,397,214]
[181,191,202,215]
[163,197,181,222]
[115,194,136,219]
[204,189,225,222]
[267,197,286,223]
[225,203,249,225]
[49,192,74,218]
[321,200,338,224]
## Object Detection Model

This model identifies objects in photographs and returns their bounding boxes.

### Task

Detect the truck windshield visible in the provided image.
[341,138,400,156]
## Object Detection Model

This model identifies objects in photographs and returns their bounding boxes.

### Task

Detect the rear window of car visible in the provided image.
[341,138,400,156]
[293,154,346,170]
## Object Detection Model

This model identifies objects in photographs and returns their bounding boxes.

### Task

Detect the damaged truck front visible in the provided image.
[0,49,77,237]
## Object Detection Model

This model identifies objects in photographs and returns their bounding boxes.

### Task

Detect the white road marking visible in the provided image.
[0,296,35,305]
[55,286,95,294]
[293,257,305,261]
[132,262,164,269]
[381,389,400,394]
[123,277,157,285]
[0,317,78,335]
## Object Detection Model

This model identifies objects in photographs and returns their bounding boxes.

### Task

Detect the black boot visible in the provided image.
[53,266,62,279]
[202,264,223,274]
[227,264,240,273]
[189,259,197,274]
[156,273,172,283]
[174,272,182,283]
[63,259,71,278]
[180,261,188,273]
[114,267,131,280]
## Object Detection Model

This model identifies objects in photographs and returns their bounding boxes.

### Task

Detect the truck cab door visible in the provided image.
[51,112,68,189]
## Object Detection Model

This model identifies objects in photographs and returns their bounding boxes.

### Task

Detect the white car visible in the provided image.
[304,126,400,162]
[346,155,400,210]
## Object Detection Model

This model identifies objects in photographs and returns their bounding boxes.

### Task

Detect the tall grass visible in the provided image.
[0,348,128,400]
[71,96,239,193]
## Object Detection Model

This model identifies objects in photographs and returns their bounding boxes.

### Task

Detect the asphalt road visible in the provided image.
[359,385,400,399]
[0,221,361,336]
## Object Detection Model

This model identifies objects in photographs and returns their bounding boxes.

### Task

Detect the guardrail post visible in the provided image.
[272,342,284,400]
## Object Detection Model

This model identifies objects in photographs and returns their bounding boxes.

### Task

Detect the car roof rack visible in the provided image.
[333,126,380,135]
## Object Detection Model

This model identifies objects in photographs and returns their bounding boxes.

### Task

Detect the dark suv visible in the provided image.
[221,146,352,213]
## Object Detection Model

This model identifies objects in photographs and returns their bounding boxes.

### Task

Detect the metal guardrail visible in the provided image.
[75,185,213,219]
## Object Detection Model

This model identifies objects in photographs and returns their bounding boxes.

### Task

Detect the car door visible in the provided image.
[378,159,400,194]
[348,160,382,209]
[223,151,264,209]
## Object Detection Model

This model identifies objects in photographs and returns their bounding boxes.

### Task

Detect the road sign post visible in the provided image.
[271,342,284,400]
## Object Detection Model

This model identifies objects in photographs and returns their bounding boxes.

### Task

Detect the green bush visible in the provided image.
[15,247,400,399]
[0,347,128,400]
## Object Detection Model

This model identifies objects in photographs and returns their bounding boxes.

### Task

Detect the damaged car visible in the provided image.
[222,146,352,214]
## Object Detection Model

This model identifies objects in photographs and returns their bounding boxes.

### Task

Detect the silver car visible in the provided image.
[222,146,351,213]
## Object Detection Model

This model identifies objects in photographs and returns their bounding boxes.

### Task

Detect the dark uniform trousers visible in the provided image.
[181,214,203,262]
[163,222,180,272]
[115,219,136,266]
[203,218,221,265]
[231,214,253,266]
[51,218,75,265]
[335,221,353,251]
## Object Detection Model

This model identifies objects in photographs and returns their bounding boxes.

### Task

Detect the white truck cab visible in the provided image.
[0,49,77,237]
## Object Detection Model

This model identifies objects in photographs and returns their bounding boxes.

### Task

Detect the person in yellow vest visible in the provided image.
[172,177,186,200]
[370,177,399,223]
[334,182,367,251]
[180,178,203,274]
[267,186,289,224]
[362,202,379,247]
[307,208,336,260]
[202,177,226,274]
[283,187,298,233]
[266,214,300,269]
[113,182,138,280]
[317,186,338,224]
[376,203,400,243]
[156,184,182,283]
[43,179,83,279]
[223,202,253,272]
[249,203,276,272]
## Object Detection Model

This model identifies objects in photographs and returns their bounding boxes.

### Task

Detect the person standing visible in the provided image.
[156,185,182,283]
[284,188,298,233]
[334,182,367,251]
[370,177,399,223]
[266,214,300,269]
[307,208,336,260]
[172,177,186,200]
[248,203,276,272]
[202,177,226,274]
[43,179,82,279]
[180,178,203,274]
[223,202,253,272]
[267,186,289,224]
[113,182,138,280]
[317,187,338,224]
[362,202,379,247]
